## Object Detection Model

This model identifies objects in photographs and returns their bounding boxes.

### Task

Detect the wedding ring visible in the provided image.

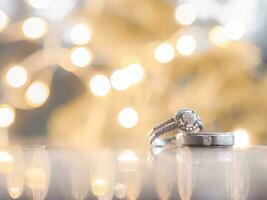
[176,132,234,147]
[148,108,203,145]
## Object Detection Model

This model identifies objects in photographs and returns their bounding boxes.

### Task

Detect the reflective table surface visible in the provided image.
[0,146,266,200]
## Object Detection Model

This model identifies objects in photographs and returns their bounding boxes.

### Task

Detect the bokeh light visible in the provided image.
[209,26,231,48]
[0,10,9,31]
[176,35,196,56]
[118,150,138,162]
[70,47,93,68]
[28,0,51,10]
[174,4,196,26]
[233,128,250,147]
[125,63,144,85]
[110,69,130,91]
[0,151,13,162]
[154,43,175,63]
[25,81,50,107]
[91,179,108,196]
[118,107,138,128]
[89,74,111,96]
[6,65,28,88]
[22,17,48,40]
[0,104,15,128]
[70,23,92,45]
[224,19,245,40]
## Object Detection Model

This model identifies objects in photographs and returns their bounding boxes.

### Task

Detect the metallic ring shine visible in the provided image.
[148,108,203,145]
[176,132,234,147]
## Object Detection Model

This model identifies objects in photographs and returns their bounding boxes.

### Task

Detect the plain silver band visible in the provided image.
[177,132,234,147]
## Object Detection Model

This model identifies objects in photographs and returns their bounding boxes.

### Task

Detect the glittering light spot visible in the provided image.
[70,23,92,45]
[209,26,231,48]
[154,43,175,63]
[224,19,245,40]
[25,81,50,107]
[91,179,108,197]
[22,17,48,40]
[0,151,13,162]
[0,10,9,31]
[118,107,138,128]
[118,150,138,162]
[174,4,196,26]
[176,35,196,56]
[70,47,93,68]
[125,63,144,85]
[233,128,249,147]
[0,104,15,128]
[89,74,111,96]
[28,0,51,9]
[110,69,130,91]
[6,65,28,88]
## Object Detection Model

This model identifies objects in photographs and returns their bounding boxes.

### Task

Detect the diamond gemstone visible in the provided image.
[203,135,212,146]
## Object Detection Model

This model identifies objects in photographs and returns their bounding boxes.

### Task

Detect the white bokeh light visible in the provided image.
[154,43,175,63]
[0,104,15,128]
[224,19,245,40]
[70,47,93,68]
[22,17,48,40]
[176,35,196,56]
[25,81,50,107]
[118,150,138,162]
[233,128,250,147]
[6,65,28,88]
[118,107,138,128]
[110,69,130,91]
[89,74,111,96]
[209,26,230,48]
[0,10,9,31]
[70,23,92,45]
[125,63,144,85]
[175,4,196,26]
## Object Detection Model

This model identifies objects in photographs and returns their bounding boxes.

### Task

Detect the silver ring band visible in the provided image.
[176,132,234,147]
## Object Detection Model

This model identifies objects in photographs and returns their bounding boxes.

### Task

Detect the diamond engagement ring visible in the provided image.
[148,108,203,146]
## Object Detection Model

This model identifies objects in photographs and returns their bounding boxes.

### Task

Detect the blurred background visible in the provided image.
[0,0,265,148]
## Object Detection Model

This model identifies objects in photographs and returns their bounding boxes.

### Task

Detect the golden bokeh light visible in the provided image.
[28,0,51,9]
[6,65,28,88]
[91,179,108,197]
[70,47,93,68]
[154,43,175,63]
[0,10,9,31]
[233,128,250,148]
[0,104,15,128]
[89,74,111,96]
[70,23,92,45]
[118,150,138,162]
[118,107,138,128]
[0,151,13,163]
[176,35,196,56]
[125,63,144,85]
[110,69,130,91]
[174,4,196,26]
[224,19,245,40]
[209,26,231,48]
[22,17,48,40]
[25,81,50,107]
